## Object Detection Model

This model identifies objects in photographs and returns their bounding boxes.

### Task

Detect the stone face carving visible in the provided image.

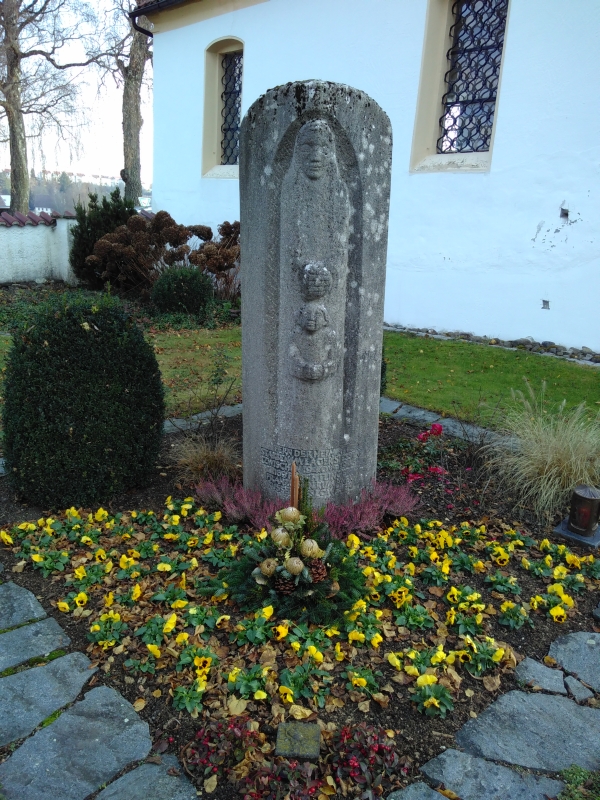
[240,81,392,506]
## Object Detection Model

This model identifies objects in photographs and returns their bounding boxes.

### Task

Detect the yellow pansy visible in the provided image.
[256,605,274,620]
[163,613,177,634]
[387,652,402,670]
[254,690,267,701]
[335,642,345,661]
[500,601,515,613]
[157,563,172,572]
[349,673,367,688]
[370,633,383,649]
[104,592,114,607]
[74,592,88,607]
[0,531,14,546]
[228,667,241,682]
[74,566,87,580]
[423,696,440,709]
[416,674,437,687]
[324,627,340,638]
[104,560,114,573]
[550,605,567,623]
[216,615,230,628]
[306,645,324,664]
[492,648,505,662]
[147,644,161,658]
[291,641,301,653]
[213,511,222,521]
[175,632,189,645]
[348,630,365,644]
[57,601,70,612]
[404,665,420,677]
[31,554,44,563]
[94,508,108,522]
[553,565,568,580]
[171,599,188,609]
[279,685,294,703]
[131,584,142,602]
[274,624,289,640]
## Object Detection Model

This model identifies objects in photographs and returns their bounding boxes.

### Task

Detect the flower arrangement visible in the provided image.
[198,504,366,625]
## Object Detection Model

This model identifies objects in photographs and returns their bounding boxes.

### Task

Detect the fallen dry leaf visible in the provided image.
[372,692,390,708]
[204,774,218,793]
[152,689,162,698]
[438,790,460,799]
[289,704,313,720]
[133,698,146,712]
[12,560,26,573]
[483,674,501,692]
[543,655,557,667]
[227,696,247,715]
[464,688,474,698]
[357,700,371,713]
[146,754,162,765]
[113,644,125,655]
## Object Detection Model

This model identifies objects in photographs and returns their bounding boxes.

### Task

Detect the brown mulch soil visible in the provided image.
[0,414,598,799]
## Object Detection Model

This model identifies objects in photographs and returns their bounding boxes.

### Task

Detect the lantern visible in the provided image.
[567,485,600,537]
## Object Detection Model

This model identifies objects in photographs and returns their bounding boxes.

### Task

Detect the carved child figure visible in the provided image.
[289,262,339,381]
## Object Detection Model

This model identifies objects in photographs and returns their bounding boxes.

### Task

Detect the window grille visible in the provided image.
[437,0,508,154]
[221,51,243,165]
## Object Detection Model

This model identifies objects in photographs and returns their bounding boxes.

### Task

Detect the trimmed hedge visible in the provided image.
[2,294,165,508]
[151,266,214,314]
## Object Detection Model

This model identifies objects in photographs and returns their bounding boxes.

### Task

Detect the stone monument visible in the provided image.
[240,81,392,507]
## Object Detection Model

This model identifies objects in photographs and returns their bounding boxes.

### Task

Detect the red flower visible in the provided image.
[417,432,429,442]
[430,423,443,436]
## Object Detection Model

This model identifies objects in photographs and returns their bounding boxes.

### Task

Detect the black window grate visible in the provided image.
[437,0,508,154]
[221,51,243,165]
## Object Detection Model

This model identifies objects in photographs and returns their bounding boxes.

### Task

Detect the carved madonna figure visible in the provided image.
[277,119,351,448]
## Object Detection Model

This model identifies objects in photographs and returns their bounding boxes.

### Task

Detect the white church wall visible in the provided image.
[151,0,600,349]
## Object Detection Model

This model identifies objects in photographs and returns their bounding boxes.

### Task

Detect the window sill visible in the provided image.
[411,151,491,174]
[203,164,239,179]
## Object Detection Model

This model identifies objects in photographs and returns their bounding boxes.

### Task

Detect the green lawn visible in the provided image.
[384,331,600,427]
[1,325,598,433]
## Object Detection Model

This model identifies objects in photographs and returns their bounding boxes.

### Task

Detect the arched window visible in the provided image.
[202,37,244,178]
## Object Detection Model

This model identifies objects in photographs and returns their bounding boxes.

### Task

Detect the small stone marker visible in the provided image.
[276,722,321,759]
[240,80,392,506]
[0,581,46,630]
[0,616,69,672]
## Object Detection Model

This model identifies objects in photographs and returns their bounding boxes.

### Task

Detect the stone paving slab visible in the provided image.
[0,616,70,672]
[0,652,96,746]
[514,656,566,694]
[96,754,197,800]
[0,581,46,630]
[0,686,151,800]
[549,632,600,693]
[564,675,593,703]
[456,690,600,771]
[420,749,564,800]
[387,783,444,800]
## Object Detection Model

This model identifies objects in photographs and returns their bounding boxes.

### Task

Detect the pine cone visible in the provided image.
[308,559,328,584]
[274,575,296,595]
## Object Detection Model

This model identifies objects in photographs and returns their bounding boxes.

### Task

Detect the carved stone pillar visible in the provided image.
[240,81,392,507]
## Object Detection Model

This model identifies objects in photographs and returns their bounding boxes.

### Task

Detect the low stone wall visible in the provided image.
[0,217,76,285]
[384,324,600,367]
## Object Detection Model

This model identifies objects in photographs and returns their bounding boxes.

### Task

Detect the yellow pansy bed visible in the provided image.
[1,497,599,726]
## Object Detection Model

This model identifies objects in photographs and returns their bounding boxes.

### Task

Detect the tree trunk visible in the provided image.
[121,29,149,205]
[4,0,29,214]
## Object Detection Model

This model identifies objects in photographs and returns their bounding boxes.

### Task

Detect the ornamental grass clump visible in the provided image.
[2,294,164,508]
[486,379,600,521]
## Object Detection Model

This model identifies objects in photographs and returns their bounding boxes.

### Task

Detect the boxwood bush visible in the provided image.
[151,266,214,314]
[2,294,165,508]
